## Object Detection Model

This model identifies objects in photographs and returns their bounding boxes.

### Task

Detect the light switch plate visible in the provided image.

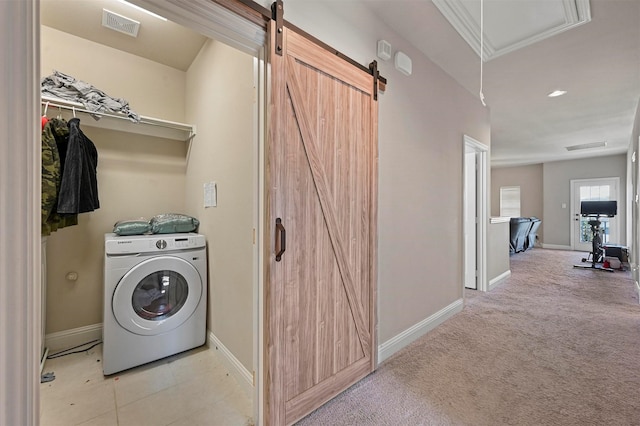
[204,181,217,208]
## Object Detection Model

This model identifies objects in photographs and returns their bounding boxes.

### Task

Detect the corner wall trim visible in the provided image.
[489,270,511,291]
[542,244,573,250]
[377,298,463,364]
[207,330,253,399]
[45,323,103,352]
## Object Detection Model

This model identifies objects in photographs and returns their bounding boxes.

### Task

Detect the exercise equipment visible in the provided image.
[573,201,617,272]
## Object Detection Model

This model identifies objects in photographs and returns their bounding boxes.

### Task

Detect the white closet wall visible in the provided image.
[42,26,188,339]
[184,39,255,371]
[42,25,257,378]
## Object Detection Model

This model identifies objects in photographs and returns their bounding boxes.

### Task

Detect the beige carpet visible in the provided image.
[297,249,640,425]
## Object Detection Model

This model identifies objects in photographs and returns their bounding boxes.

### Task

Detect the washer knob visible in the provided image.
[156,239,167,249]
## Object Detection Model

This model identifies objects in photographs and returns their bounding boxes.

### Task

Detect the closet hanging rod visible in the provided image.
[41,95,195,134]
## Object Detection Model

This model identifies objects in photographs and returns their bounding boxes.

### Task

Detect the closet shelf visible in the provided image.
[41,95,196,142]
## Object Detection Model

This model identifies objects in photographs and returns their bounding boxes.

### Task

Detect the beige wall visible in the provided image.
[492,157,628,249]
[42,26,188,334]
[491,164,544,242]
[488,220,510,283]
[41,27,186,121]
[377,61,489,341]
[43,27,256,371]
[44,1,493,362]
[184,39,255,370]
[543,154,627,247]
[258,0,491,343]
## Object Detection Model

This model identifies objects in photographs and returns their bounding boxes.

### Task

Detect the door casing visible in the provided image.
[570,177,620,251]
[464,135,489,292]
[464,149,477,290]
[26,0,269,424]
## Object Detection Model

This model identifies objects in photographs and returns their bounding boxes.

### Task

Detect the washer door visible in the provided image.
[112,256,203,336]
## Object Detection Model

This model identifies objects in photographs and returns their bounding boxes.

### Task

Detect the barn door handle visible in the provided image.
[275,218,286,261]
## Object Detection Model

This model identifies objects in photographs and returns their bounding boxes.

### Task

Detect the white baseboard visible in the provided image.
[45,323,103,352]
[377,299,463,364]
[542,244,572,250]
[207,330,253,399]
[489,270,511,291]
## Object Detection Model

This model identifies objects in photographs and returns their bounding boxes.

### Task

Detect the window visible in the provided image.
[500,186,521,217]
[578,184,612,244]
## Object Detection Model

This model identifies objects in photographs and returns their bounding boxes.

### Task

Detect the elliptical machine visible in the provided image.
[573,200,617,272]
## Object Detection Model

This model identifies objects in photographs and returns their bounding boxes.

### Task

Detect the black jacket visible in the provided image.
[57,118,99,214]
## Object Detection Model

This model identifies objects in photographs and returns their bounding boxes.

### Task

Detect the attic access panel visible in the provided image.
[432,0,591,61]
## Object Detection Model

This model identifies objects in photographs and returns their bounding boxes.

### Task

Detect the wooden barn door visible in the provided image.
[265,22,378,426]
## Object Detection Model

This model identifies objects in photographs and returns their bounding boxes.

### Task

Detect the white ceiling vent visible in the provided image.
[565,141,607,151]
[102,9,140,37]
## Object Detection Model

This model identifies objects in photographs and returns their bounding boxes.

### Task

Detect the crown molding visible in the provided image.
[432,0,591,61]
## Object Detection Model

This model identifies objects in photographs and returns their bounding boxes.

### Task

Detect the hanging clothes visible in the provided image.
[57,118,100,214]
[41,118,78,236]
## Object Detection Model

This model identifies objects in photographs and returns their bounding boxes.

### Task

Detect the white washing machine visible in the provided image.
[103,233,207,375]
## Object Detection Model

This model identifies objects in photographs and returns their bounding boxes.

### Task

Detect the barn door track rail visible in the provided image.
[214,0,387,99]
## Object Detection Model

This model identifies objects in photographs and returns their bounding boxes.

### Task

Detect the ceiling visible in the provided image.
[40,0,207,71]
[365,0,640,167]
[41,0,640,168]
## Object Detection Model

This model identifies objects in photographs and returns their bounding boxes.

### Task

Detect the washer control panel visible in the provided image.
[173,238,192,249]
[105,233,206,255]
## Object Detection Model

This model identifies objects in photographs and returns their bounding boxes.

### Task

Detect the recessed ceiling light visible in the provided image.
[548,90,567,97]
[565,141,607,151]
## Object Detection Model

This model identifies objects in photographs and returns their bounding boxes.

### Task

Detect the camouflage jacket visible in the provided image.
[42,118,77,235]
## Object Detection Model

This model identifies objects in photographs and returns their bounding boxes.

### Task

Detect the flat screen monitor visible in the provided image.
[580,200,617,217]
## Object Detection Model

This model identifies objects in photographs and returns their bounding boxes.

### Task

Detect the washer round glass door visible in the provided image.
[112,256,202,336]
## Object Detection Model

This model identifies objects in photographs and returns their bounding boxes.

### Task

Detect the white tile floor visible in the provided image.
[40,344,253,426]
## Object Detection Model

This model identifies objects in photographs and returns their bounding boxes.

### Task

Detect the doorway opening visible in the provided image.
[463,135,488,292]
[38,0,266,424]
[570,177,620,252]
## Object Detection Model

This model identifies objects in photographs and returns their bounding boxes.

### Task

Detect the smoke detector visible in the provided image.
[102,9,140,37]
